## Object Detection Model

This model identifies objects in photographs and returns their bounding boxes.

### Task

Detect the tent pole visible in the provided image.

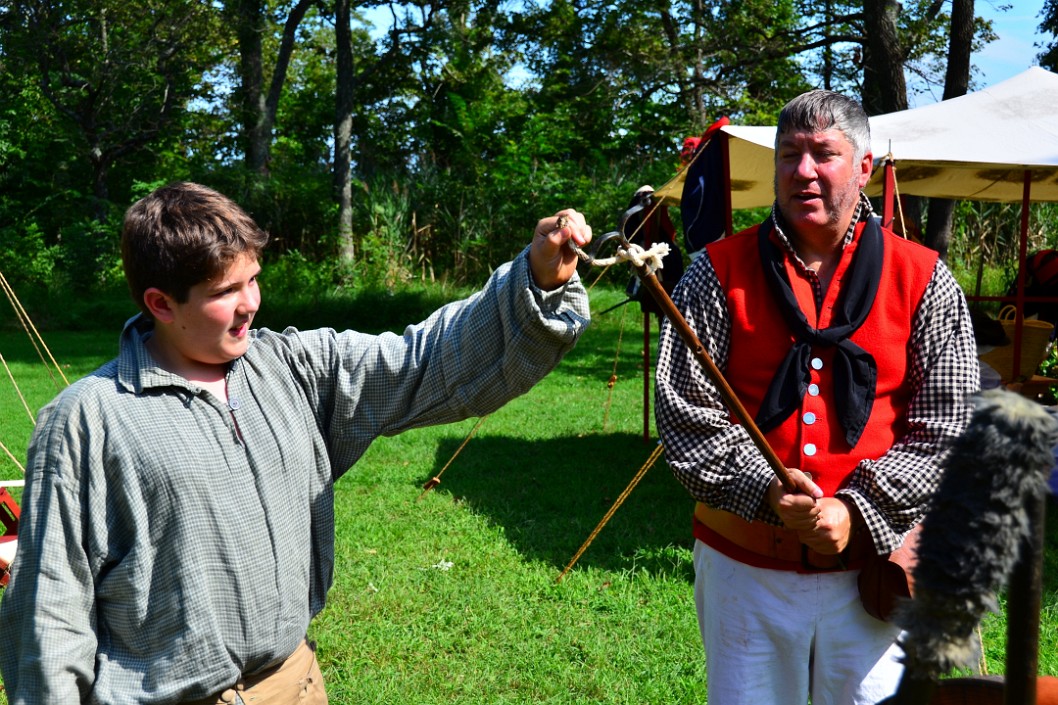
[643,312,651,443]
[882,157,896,229]
[722,131,733,237]
[1013,170,1031,380]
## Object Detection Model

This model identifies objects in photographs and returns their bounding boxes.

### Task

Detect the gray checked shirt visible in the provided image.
[0,249,589,704]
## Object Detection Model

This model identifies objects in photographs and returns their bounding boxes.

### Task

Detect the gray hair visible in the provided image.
[775,90,871,162]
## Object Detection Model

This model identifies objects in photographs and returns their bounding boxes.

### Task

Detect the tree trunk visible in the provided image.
[235,0,269,176]
[861,0,908,115]
[90,148,110,223]
[861,0,923,240]
[234,0,314,178]
[923,0,974,261]
[334,0,356,268]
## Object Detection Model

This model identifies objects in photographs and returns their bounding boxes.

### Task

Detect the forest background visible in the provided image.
[5,0,1058,310]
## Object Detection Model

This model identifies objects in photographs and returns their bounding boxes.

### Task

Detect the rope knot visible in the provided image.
[570,238,670,274]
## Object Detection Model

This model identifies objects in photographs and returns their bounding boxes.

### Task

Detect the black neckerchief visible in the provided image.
[754,214,884,448]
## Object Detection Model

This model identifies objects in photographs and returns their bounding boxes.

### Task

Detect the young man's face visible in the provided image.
[157,252,262,373]
[774,127,872,241]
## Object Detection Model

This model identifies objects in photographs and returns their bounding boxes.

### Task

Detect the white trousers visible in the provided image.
[693,540,904,705]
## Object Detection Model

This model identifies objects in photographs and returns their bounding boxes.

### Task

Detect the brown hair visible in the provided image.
[121,182,269,315]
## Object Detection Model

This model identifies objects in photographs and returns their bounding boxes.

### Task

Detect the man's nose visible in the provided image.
[794,153,818,179]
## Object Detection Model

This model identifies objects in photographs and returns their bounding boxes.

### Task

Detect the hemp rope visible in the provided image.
[883,153,909,240]
[1,268,71,477]
[570,238,670,273]
[555,441,666,583]
[567,193,672,292]
[416,414,490,501]
[0,441,26,475]
[1,351,35,426]
[0,269,69,388]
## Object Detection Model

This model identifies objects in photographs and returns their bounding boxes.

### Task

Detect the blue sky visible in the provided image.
[906,2,1049,105]
[972,2,1048,86]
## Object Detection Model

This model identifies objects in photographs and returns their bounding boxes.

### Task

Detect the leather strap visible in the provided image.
[694,503,868,573]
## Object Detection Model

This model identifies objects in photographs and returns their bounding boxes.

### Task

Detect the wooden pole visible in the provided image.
[632,265,794,491]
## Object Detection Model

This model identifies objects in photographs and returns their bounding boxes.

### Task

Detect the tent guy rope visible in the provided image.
[0,269,71,478]
[555,441,665,582]
[0,269,69,389]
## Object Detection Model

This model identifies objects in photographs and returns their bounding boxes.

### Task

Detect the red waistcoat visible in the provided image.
[706,221,938,496]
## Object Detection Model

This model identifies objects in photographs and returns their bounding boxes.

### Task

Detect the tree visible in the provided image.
[504,0,809,162]
[861,0,909,114]
[334,0,356,264]
[0,0,1016,291]
[923,0,974,260]
[228,0,317,180]
[2,0,222,220]
[1039,0,1058,71]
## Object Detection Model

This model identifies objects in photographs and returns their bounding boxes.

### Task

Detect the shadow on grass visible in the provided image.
[428,434,1058,593]
[426,431,696,582]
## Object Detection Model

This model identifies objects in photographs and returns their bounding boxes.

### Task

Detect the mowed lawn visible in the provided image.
[0,284,1055,703]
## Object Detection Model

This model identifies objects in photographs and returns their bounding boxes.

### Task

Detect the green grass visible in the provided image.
[1,282,1057,703]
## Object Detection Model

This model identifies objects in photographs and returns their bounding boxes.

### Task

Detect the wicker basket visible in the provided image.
[978,306,1055,382]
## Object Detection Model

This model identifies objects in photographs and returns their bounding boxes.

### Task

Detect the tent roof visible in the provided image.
[870,66,1058,201]
[653,67,1058,208]
[653,124,776,209]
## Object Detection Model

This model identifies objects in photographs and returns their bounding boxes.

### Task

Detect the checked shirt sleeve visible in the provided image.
[654,254,779,523]
[836,262,980,554]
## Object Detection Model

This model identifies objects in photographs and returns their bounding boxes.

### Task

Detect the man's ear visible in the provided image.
[143,288,176,324]
[857,150,873,189]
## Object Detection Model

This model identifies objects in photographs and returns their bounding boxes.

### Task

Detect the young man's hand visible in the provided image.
[529,209,592,290]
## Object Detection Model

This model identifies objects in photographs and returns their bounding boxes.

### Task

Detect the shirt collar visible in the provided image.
[116,314,205,396]
[769,192,873,267]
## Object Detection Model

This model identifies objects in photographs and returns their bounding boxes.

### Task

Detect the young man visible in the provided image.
[0,182,592,704]
[655,91,980,704]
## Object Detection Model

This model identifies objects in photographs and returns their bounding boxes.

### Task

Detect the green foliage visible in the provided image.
[352,181,416,289]
[947,201,1058,299]
[1039,0,1058,72]
[261,249,346,304]
[0,223,59,293]
[0,0,1014,291]
[57,217,125,293]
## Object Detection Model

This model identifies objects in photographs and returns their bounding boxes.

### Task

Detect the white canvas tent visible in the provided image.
[867,66,1058,202]
[654,67,1058,208]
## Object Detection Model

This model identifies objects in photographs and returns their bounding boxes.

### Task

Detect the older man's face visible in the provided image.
[775,127,872,242]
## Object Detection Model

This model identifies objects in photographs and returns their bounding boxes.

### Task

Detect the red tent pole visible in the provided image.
[1012,170,1031,380]
[643,313,651,443]
[882,157,896,229]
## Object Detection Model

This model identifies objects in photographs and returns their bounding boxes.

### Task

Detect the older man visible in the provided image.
[655,90,979,704]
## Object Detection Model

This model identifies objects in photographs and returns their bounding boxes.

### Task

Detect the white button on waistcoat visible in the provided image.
[808,383,820,396]
[803,443,817,456]
[802,412,816,424]
[811,357,823,370]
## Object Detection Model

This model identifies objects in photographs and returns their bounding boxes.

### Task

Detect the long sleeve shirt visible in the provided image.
[655,205,980,556]
[0,249,590,704]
